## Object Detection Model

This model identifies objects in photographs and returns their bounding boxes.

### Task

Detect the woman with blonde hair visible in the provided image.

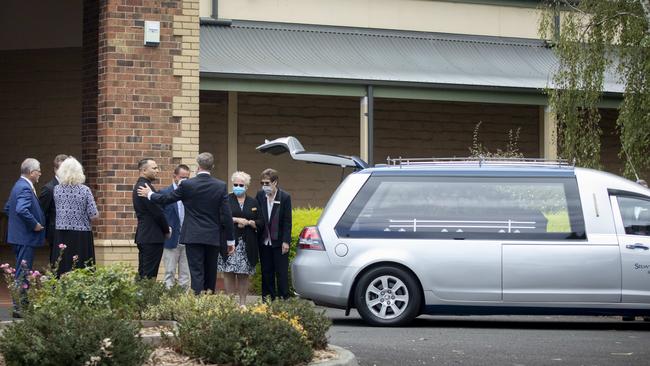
[217,171,264,305]
[52,156,99,275]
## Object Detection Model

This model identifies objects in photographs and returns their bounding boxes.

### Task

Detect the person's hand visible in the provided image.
[237,222,245,228]
[137,183,152,198]
[227,244,235,255]
[281,242,289,255]
[165,227,172,239]
[34,223,44,232]
[247,220,256,229]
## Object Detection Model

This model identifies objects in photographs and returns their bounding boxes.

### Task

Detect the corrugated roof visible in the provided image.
[200,20,623,94]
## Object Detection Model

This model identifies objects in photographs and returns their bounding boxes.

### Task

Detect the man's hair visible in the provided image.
[20,158,40,175]
[53,154,68,169]
[196,152,214,170]
[260,168,279,183]
[174,164,190,175]
[137,158,153,171]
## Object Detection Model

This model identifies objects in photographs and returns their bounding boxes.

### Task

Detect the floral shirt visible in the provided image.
[54,184,98,231]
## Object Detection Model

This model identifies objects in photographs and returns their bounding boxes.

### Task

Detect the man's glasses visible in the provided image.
[260,181,272,186]
[233,184,245,187]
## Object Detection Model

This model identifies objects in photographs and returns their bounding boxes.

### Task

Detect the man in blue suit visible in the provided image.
[160,164,191,290]
[4,158,46,316]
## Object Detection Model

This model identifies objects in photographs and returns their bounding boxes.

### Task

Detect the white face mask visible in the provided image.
[262,185,273,194]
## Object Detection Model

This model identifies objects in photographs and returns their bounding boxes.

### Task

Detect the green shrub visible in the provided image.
[177,302,313,366]
[267,298,331,349]
[251,207,323,295]
[141,291,239,322]
[29,264,139,319]
[133,278,186,319]
[0,305,149,366]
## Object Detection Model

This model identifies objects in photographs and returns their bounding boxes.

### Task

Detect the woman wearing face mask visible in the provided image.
[217,171,264,306]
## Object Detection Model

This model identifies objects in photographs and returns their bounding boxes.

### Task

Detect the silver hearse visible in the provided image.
[258,137,650,326]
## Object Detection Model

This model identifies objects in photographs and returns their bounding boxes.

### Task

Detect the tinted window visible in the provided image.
[336,175,585,240]
[617,196,650,236]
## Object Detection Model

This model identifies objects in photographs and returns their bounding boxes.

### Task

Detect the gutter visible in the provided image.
[200,0,232,26]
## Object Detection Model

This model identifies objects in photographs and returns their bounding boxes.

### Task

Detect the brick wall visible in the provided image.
[199,91,228,179]
[0,47,82,269]
[86,0,200,269]
[0,48,83,202]
[199,93,542,207]
[374,99,541,162]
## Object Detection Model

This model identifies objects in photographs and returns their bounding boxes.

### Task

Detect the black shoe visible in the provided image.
[622,316,635,321]
[11,310,22,319]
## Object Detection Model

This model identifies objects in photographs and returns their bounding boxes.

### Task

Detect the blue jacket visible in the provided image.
[161,184,181,249]
[4,178,46,247]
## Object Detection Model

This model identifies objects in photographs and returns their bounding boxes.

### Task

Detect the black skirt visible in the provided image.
[51,230,95,275]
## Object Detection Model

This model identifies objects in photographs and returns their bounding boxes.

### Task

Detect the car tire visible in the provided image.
[354,265,421,326]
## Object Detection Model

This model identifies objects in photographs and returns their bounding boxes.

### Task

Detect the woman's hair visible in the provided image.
[231,171,251,186]
[57,156,85,185]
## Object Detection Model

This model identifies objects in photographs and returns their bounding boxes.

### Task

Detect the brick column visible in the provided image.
[82,0,200,267]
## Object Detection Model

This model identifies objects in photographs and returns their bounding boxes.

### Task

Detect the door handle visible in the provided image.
[626,243,650,250]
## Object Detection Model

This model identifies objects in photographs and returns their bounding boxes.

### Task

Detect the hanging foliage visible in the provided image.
[539,0,650,176]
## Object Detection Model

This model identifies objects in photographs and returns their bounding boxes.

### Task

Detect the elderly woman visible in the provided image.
[217,171,264,305]
[52,157,99,275]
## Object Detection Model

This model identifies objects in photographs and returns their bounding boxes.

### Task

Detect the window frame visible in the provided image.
[335,174,587,241]
[609,190,650,237]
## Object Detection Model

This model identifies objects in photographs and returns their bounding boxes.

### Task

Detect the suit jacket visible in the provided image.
[256,188,292,248]
[220,193,264,265]
[161,184,181,249]
[38,177,58,245]
[150,173,235,246]
[4,177,46,247]
[132,177,169,244]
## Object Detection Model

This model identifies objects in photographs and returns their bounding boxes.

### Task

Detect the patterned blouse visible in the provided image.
[54,184,99,232]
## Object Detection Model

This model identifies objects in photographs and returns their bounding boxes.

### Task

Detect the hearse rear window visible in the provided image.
[336,176,585,240]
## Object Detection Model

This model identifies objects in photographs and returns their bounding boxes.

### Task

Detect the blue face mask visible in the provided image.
[233,186,246,196]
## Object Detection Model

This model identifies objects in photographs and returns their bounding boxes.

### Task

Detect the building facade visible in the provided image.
[0,0,630,268]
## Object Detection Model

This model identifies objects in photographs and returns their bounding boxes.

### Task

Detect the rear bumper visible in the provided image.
[291,250,352,308]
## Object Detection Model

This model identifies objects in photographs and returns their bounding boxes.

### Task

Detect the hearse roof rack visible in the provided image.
[385,156,573,168]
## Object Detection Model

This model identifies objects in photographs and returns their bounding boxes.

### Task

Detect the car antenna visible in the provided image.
[621,143,641,181]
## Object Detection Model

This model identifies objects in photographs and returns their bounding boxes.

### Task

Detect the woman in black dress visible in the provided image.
[217,171,264,305]
[52,157,99,275]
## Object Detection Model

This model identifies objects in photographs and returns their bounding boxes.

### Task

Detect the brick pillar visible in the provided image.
[82,0,99,191]
[83,0,200,266]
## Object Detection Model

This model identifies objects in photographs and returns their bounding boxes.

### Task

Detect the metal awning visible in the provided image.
[200,20,623,94]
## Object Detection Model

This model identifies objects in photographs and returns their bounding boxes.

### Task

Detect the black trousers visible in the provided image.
[259,244,289,300]
[186,243,218,295]
[137,242,164,279]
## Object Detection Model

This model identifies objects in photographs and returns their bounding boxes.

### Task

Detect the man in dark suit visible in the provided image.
[132,158,170,279]
[160,164,191,290]
[256,168,292,300]
[4,158,46,316]
[38,154,68,263]
[138,152,235,294]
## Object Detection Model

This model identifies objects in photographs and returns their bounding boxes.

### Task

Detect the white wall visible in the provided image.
[201,0,543,39]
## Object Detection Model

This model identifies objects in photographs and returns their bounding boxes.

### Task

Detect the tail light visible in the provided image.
[298,226,325,250]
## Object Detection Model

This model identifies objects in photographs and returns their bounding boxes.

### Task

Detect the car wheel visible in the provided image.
[354,266,421,326]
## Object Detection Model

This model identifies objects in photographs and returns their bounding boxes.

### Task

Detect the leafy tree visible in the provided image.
[539,0,650,177]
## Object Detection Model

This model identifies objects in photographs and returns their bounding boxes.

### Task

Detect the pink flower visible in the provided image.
[0,263,9,269]
[31,270,41,277]
[58,243,67,249]
[20,260,27,266]
[21,283,28,289]
[72,255,79,262]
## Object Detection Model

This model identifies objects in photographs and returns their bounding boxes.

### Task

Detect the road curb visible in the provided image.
[311,344,358,366]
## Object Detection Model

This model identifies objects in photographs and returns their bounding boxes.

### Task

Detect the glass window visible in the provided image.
[617,196,650,236]
[336,175,585,240]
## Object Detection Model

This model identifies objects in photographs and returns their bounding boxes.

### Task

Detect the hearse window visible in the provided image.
[617,196,650,237]
[336,176,586,240]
